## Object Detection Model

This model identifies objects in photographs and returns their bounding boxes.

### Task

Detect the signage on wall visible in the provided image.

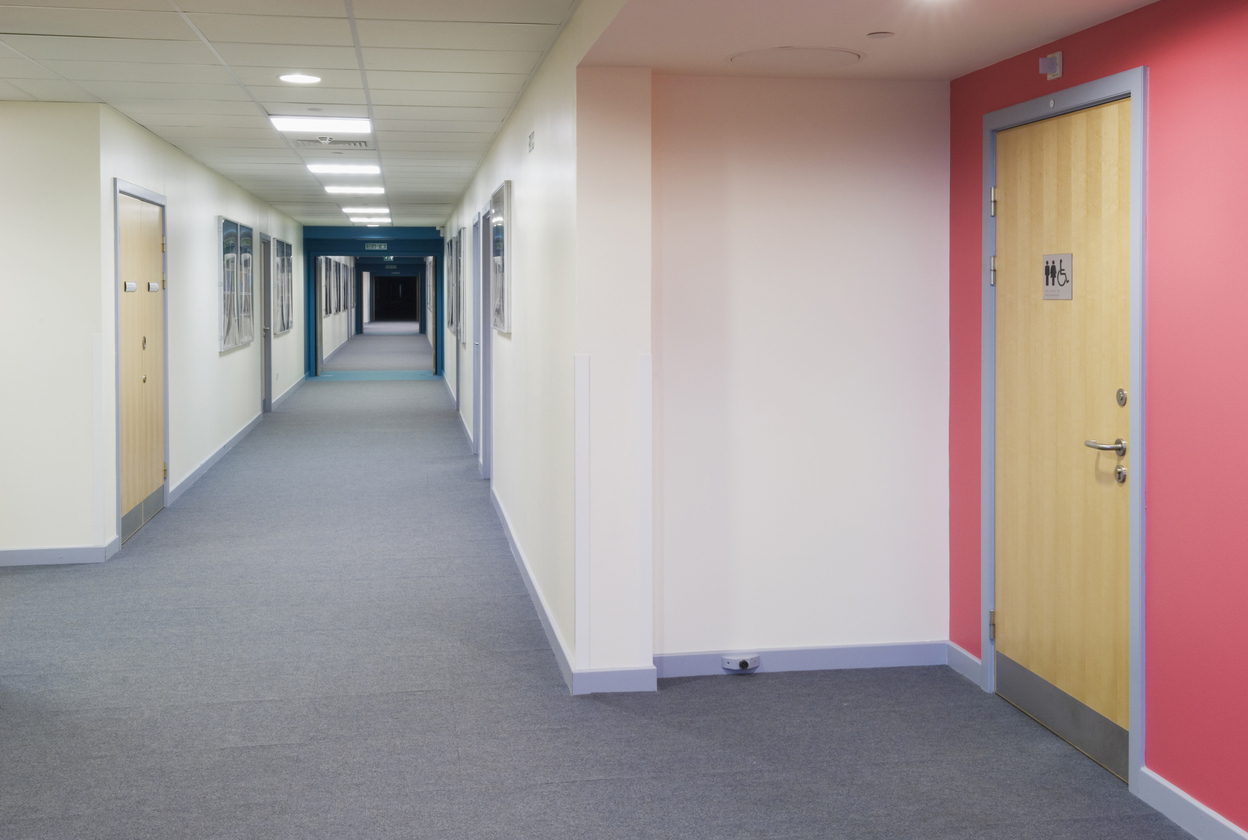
[365,242,387,251]
[1043,253,1073,300]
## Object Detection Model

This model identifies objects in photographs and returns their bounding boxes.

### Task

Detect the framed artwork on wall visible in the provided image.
[425,255,434,326]
[490,181,511,333]
[274,240,293,334]
[219,217,254,352]
[445,238,458,335]
[322,257,331,317]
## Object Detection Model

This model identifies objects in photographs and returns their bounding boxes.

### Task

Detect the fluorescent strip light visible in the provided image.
[350,217,391,223]
[326,186,384,194]
[278,73,321,84]
[341,207,389,214]
[270,116,371,134]
[308,164,380,174]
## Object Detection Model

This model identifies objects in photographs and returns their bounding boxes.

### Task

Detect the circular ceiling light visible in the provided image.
[728,46,863,76]
[867,31,895,39]
[279,73,321,84]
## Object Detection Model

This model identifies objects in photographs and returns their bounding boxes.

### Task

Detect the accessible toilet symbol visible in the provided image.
[1042,253,1074,300]
[1056,258,1069,286]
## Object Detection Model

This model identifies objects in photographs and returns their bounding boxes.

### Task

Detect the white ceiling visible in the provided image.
[1,0,1160,227]
[583,0,1159,80]
[0,0,579,226]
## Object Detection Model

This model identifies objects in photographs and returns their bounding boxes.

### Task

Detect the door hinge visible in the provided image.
[162,236,166,253]
[989,609,997,642]
[990,186,998,217]
[162,272,167,290]
[990,256,997,286]
[163,462,168,479]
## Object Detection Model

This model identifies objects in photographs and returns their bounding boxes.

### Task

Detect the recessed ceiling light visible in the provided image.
[308,164,380,174]
[270,116,371,134]
[866,31,895,39]
[350,216,391,223]
[341,207,389,214]
[326,186,384,194]
[279,73,321,84]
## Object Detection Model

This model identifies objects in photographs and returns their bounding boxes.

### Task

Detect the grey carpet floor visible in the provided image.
[323,332,432,371]
[0,381,1191,840]
[364,320,421,336]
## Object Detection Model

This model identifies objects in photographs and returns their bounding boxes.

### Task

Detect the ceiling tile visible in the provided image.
[0,8,193,39]
[232,65,361,87]
[111,98,259,115]
[135,113,272,129]
[187,14,352,47]
[353,0,573,24]
[354,20,558,52]
[369,89,516,109]
[178,0,345,16]
[77,81,249,101]
[249,86,367,106]
[372,104,509,121]
[0,54,58,79]
[0,35,218,64]
[6,77,97,101]
[39,60,234,84]
[370,118,500,133]
[0,78,37,99]
[212,42,360,69]
[263,101,369,118]
[365,70,526,93]
[2,0,170,9]
[362,47,541,74]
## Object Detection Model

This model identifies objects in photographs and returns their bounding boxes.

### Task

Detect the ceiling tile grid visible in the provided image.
[0,0,579,227]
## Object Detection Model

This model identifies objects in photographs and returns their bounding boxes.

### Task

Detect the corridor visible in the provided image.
[323,323,434,372]
[0,381,1186,839]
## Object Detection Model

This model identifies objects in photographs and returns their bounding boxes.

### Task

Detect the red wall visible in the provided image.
[949,0,1248,829]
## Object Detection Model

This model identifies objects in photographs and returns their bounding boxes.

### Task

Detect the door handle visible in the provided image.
[1085,438,1127,456]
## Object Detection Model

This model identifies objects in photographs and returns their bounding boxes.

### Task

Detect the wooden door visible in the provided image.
[994,98,1131,777]
[119,194,165,542]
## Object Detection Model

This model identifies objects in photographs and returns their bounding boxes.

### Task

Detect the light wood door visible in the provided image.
[119,194,165,535]
[994,100,1131,764]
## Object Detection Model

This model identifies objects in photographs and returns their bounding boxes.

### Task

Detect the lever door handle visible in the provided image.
[1085,438,1127,456]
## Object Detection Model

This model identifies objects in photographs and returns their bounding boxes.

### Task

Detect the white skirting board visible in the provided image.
[0,537,118,567]
[655,641,951,678]
[490,487,657,695]
[167,413,263,507]
[946,641,982,684]
[1135,768,1248,840]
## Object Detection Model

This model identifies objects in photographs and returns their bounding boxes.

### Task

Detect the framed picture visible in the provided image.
[219,217,254,351]
[445,238,457,335]
[490,181,511,333]
[322,257,331,317]
[274,239,293,334]
[455,228,465,339]
[425,255,434,327]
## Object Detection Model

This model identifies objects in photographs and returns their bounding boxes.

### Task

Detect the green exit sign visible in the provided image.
[365,243,387,251]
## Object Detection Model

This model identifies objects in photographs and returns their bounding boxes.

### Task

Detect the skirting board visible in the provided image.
[1,543,109,567]
[167,413,262,507]
[489,487,657,696]
[656,641,950,679]
[270,373,306,411]
[1135,767,1248,840]
[946,641,983,685]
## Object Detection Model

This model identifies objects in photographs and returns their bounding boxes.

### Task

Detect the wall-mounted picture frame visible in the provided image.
[490,181,512,334]
[425,255,434,328]
[455,228,465,339]
[321,257,331,317]
[219,217,254,352]
[274,239,293,334]
[445,237,458,336]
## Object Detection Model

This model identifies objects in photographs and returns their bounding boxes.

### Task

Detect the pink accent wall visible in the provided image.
[949,0,1248,829]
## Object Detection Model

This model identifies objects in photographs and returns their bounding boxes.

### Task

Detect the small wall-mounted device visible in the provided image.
[722,654,761,673]
[1039,51,1063,81]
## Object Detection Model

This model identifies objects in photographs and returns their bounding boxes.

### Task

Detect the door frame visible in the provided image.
[478,202,494,479]
[471,214,482,457]
[260,233,273,412]
[112,179,169,541]
[979,67,1147,785]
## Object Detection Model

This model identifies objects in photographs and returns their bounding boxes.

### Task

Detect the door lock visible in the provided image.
[1116,465,1128,484]
[142,336,147,350]
[1116,388,1127,407]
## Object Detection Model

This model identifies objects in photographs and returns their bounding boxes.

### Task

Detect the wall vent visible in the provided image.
[294,138,372,149]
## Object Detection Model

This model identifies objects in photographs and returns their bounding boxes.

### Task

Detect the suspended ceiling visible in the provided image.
[0,0,579,226]
[1,0,1161,227]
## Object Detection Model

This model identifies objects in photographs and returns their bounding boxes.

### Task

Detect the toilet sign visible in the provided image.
[1043,253,1073,300]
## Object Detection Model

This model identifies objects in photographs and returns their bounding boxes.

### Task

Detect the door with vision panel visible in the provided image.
[994,98,1131,778]
[119,193,165,542]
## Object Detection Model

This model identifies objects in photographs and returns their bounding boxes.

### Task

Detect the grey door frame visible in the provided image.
[471,214,482,456]
[479,202,494,480]
[112,179,169,542]
[979,67,1147,787]
[260,234,273,412]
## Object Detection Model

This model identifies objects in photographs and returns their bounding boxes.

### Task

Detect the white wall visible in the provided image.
[320,256,354,360]
[99,107,304,507]
[362,271,372,324]
[0,101,304,554]
[651,76,951,655]
[0,103,103,550]
[441,0,629,661]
